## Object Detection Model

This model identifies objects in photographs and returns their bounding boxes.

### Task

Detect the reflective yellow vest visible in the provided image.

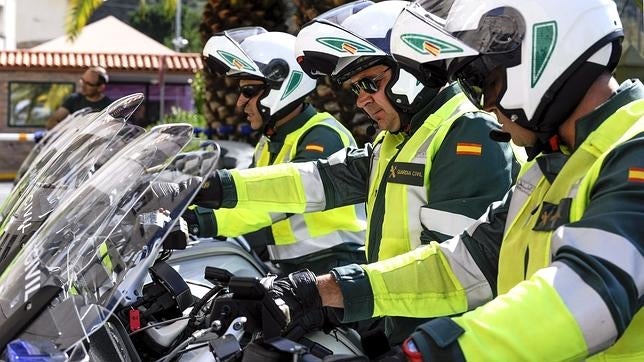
[499,99,644,360]
[252,112,366,261]
[366,92,476,261]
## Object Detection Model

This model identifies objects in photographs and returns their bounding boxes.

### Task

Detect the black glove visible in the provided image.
[192,173,223,209]
[164,215,189,250]
[182,206,218,237]
[263,270,326,340]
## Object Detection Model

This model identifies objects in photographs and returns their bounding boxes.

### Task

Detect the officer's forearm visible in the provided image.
[316,274,344,308]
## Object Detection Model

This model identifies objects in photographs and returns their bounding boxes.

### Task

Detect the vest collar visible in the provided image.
[534,79,643,184]
[268,104,316,153]
[407,82,462,135]
[574,79,644,149]
[535,153,568,183]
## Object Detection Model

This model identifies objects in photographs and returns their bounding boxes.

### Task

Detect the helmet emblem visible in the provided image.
[343,43,358,54]
[316,37,376,54]
[423,41,441,56]
[232,59,244,70]
[400,34,462,56]
[216,50,256,71]
[531,21,558,87]
[280,71,304,100]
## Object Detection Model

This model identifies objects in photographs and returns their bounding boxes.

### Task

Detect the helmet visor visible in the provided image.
[452,7,525,55]
[450,54,509,112]
[202,27,267,79]
[413,0,458,19]
[223,26,267,43]
[446,7,524,110]
[315,0,374,25]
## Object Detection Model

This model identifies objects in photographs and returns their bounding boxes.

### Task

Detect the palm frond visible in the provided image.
[65,0,104,40]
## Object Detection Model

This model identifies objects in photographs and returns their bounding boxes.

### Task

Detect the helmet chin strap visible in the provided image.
[388,85,440,135]
[489,129,511,142]
[366,122,377,138]
[260,100,305,138]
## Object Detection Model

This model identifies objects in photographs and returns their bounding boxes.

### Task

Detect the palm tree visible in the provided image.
[65,0,179,40]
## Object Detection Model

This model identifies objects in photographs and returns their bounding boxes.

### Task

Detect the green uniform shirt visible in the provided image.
[330,79,644,360]
[214,105,366,274]
[260,105,345,164]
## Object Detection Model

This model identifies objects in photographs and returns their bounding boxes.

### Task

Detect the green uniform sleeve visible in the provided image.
[408,136,644,361]
[214,125,345,238]
[220,144,373,213]
[331,190,512,322]
[292,125,346,162]
[422,112,519,241]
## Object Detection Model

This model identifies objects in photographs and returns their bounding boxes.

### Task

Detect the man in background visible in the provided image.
[46,66,112,129]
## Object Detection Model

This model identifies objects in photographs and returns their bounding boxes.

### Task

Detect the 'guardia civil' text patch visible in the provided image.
[387,162,424,186]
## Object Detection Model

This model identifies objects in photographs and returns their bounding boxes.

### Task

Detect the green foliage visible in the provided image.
[128,0,205,52]
[190,70,207,116]
[163,107,206,128]
[129,3,174,44]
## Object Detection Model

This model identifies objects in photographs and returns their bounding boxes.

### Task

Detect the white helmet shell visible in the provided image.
[442,0,623,130]
[294,0,427,113]
[203,27,317,123]
[390,2,478,87]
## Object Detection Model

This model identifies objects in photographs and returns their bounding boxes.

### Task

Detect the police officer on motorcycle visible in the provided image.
[226,0,643,360]
[189,27,367,275]
[194,0,519,344]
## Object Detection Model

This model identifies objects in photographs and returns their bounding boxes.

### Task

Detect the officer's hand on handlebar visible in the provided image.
[182,206,218,237]
[192,173,223,209]
[262,269,327,340]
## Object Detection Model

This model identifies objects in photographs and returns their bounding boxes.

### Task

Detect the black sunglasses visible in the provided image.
[350,71,388,96]
[79,78,100,87]
[239,84,267,98]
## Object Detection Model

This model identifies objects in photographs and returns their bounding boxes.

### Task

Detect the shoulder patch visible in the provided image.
[305,144,324,153]
[456,142,482,156]
[627,167,644,183]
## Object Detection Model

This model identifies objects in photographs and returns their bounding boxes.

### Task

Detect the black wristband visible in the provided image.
[288,270,321,309]
[194,206,218,236]
[411,318,466,362]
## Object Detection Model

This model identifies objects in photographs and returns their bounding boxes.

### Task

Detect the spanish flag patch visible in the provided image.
[456,142,482,156]
[627,167,644,183]
[305,144,325,153]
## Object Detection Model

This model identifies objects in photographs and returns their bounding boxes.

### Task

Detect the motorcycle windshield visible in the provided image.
[13,107,96,184]
[0,124,220,356]
[0,93,143,221]
[0,96,147,272]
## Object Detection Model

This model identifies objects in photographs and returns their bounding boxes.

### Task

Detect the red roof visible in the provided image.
[0,50,203,73]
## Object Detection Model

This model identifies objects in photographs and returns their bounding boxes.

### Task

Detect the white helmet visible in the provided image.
[421,0,623,143]
[390,2,478,88]
[203,27,317,135]
[294,0,435,115]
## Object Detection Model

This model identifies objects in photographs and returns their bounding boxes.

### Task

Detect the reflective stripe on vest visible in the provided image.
[366,93,476,261]
[499,99,644,359]
[254,112,366,261]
